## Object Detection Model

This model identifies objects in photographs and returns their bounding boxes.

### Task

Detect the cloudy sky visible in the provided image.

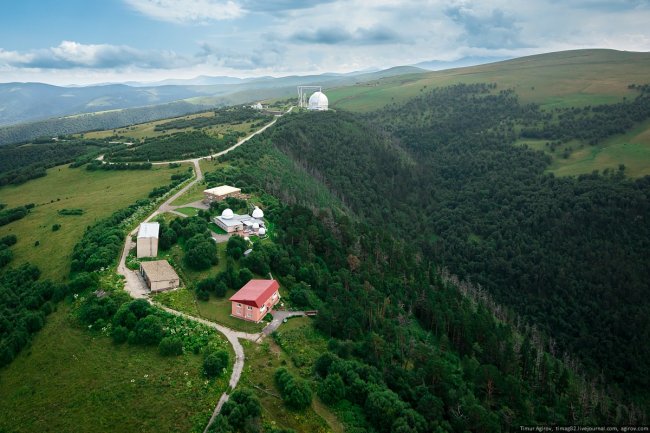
[0,0,649,85]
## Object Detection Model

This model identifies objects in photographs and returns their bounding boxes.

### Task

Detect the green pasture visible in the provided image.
[329,49,650,112]
[0,305,228,433]
[240,317,342,433]
[0,163,187,280]
[516,119,650,177]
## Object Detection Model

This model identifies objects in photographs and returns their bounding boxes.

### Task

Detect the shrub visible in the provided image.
[274,367,312,410]
[0,234,17,247]
[184,234,218,270]
[0,248,12,267]
[220,388,261,430]
[52,224,61,232]
[158,336,183,356]
[318,373,345,404]
[133,315,164,345]
[113,305,137,330]
[77,295,117,326]
[237,268,253,288]
[159,228,177,250]
[203,349,229,378]
[214,280,227,297]
[128,299,152,319]
[111,325,129,344]
[226,236,248,260]
[314,352,337,378]
[196,288,210,302]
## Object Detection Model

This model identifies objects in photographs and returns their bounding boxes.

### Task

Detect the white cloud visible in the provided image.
[0,41,185,69]
[2,0,650,85]
[124,0,244,23]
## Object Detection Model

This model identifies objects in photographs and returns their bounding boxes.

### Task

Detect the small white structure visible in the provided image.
[203,185,243,203]
[308,91,328,111]
[251,102,263,110]
[258,227,267,237]
[137,222,159,258]
[252,206,264,219]
[140,260,180,292]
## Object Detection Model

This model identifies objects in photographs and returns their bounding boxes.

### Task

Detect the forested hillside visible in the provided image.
[223,85,650,409]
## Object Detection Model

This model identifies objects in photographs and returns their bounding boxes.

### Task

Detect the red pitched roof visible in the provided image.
[230,279,279,308]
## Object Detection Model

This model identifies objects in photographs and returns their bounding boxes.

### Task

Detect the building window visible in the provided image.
[247,306,252,310]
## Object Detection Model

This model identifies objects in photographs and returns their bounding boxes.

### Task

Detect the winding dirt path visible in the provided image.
[115,106,294,432]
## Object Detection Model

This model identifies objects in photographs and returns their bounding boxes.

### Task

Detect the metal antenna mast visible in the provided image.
[297,85,322,108]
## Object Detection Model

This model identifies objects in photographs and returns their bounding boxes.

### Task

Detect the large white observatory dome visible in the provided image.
[221,208,234,219]
[308,91,328,111]
[252,206,264,219]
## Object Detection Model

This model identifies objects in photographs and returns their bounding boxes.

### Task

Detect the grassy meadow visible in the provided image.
[239,317,342,433]
[516,118,650,177]
[329,50,650,112]
[0,305,229,433]
[0,163,188,280]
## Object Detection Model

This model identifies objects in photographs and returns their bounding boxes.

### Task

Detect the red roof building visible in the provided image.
[230,279,280,322]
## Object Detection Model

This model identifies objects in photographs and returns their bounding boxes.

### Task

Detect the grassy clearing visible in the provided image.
[0,163,186,280]
[516,119,650,177]
[0,305,229,433]
[170,181,207,206]
[272,317,328,376]
[239,317,342,433]
[176,207,200,217]
[154,287,265,333]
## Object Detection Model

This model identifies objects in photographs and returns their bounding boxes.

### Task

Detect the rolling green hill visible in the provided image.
[329,49,650,111]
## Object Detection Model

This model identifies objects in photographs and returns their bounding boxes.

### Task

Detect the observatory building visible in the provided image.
[298,86,328,111]
[308,91,328,111]
[214,206,266,236]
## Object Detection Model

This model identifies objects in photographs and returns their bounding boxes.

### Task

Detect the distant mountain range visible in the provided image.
[0,56,503,128]
[0,66,425,129]
[413,55,511,70]
[0,65,425,145]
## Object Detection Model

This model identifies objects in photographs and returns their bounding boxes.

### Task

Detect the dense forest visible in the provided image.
[218,84,650,410]
[202,196,645,431]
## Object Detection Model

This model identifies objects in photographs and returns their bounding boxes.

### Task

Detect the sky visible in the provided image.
[0,0,649,85]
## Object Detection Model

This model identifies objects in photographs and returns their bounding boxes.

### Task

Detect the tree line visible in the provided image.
[154,106,272,132]
[104,131,241,162]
